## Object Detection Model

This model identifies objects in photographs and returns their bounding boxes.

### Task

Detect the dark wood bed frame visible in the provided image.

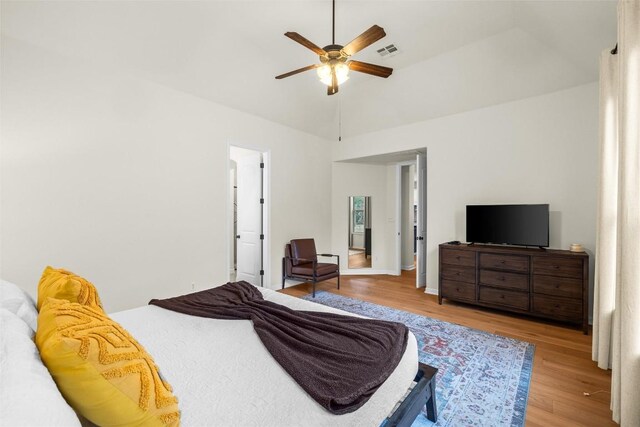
[384,362,438,426]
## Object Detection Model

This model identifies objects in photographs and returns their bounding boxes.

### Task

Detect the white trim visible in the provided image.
[395,164,402,275]
[401,264,416,271]
[396,161,418,278]
[395,160,417,167]
[226,143,232,285]
[341,269,397,276]
[282,279,305,288]
[262,151,271,288]
[424,287,438,295]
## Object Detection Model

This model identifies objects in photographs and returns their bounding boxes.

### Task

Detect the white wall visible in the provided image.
[1,37,332,312]
[331,162,397,274]
[333,83,599,317]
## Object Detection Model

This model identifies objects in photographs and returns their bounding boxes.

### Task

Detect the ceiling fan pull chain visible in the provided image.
[338,94,343,142]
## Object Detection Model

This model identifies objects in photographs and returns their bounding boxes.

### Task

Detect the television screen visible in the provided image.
[466,204,549,247]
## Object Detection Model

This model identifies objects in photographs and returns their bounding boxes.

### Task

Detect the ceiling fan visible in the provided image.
[275,0,393,96]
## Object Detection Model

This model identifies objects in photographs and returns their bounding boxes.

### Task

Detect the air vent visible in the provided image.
[376,44,399,57]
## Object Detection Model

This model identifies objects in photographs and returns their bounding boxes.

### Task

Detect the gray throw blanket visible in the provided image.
[149,281,409,414]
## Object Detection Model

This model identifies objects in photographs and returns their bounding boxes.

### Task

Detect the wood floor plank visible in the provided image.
[279,271,614,426]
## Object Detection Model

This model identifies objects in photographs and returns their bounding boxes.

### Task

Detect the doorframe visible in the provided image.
[415,151,427,289]
[395,160,417,277]
[226,142,271,288]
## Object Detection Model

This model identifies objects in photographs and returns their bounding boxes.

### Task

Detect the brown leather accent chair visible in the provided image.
[282,238,340,297]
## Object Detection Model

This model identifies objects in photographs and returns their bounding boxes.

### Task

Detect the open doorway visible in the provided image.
[396,149,427,288]
[332,148,426,285]
[229,145,269,287]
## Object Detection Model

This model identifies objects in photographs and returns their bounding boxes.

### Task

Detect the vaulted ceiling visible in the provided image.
[1,1,617,139]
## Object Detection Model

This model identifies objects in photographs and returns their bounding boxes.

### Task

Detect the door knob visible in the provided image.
[236,235,241,239]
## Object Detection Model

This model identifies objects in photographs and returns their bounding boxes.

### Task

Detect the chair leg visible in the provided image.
[337,272,340,290]
[281,258,285,289]
[313,279,316,298]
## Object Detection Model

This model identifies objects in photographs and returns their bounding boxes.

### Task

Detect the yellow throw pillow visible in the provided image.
[36,298,180,427]
[37,266,103,310]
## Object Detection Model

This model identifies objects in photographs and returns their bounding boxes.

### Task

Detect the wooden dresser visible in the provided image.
[438,243,589,334]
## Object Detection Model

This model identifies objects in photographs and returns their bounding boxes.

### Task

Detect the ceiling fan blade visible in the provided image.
[328,69,338,96]
[342,25,386,56]
[348,60,393,78]
[275,64,321,80]
[284,32,327,56]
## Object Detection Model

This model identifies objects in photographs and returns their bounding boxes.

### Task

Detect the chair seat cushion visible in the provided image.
[291,263,338,277]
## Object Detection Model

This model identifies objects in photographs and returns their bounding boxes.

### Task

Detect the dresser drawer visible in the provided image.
[479,253,529,273]
[533,257,583,279]
[441,248,476,267]
[532,294,582,322]
[479,269,529,292]
[533,275,582,299]
[479,286,529,311]
[441,265,475,284]
[441,280,476,302]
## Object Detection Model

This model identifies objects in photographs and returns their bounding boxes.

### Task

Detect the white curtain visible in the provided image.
[592,1,640,425]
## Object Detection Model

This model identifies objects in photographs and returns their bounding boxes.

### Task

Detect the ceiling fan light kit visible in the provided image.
[317,62,349,86]
[276,0,393,96]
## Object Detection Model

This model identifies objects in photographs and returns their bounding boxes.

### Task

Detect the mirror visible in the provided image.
[348,196,372,268]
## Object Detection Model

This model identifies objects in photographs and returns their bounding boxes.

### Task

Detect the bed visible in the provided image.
[1,279,437,426]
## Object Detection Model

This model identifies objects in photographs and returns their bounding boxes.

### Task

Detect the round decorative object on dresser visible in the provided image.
[570,243,585,253]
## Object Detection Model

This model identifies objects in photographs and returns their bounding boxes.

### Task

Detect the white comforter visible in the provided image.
[111,287,418,427]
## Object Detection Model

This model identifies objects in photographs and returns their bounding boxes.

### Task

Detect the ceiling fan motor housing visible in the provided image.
[320,44,348,64]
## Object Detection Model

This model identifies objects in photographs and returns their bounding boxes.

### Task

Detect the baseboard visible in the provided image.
[401,264,416,271]
[281,279,305,289]
[424,287,438,296]
[341,269,397,276]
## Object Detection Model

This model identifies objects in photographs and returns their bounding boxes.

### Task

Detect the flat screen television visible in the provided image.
[466,204,549,247]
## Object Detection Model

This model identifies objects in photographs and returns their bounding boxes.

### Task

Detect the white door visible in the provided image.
[236,151,262,285]
[416,153,427,287]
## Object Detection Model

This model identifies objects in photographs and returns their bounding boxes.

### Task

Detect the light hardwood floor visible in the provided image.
[348,251,371,268]
[280,270,614,427]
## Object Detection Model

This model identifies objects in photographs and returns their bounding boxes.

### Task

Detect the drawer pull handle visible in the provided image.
[456,256,461,260]
[554,304,560,308]
[500,295,505,299]
[456,272,460,276]
[500,260,506,264]
[499,276,505,281]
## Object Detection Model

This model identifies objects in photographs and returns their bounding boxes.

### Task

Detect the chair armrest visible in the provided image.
[284,256,315,263]
[318,254,340,266]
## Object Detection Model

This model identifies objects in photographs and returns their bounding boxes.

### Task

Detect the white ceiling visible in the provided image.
[1,1,617,140]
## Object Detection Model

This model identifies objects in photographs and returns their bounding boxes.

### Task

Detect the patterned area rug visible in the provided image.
[302,291,534,427]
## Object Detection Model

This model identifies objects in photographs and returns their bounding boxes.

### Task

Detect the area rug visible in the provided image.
[301,291,535,427]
